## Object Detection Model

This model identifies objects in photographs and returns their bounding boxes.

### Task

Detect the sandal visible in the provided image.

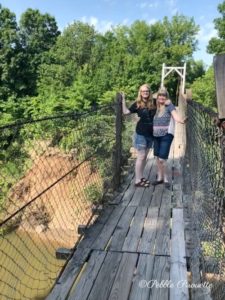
[135,181,150,188]
[164,182,171,188]
[152,180,164,186]
[141,177,150,185]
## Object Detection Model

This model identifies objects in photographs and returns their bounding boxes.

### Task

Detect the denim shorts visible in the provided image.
[154,134,174,159]
[133,133,154,151]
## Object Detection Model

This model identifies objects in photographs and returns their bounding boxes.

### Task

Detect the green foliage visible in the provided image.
[207,1,225,54]
[59,113,115,181]
[191,67,216,108]
[185,60,206,87]
[0,2,204,122]
[0,5,20,100]
[60,113,114,155]
[0,132,31,210]
[0,4,211,212]
[84,183,103,204]
[19,9,60,95]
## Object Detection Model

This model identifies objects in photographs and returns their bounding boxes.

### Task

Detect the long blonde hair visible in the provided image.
[136,84,155,109]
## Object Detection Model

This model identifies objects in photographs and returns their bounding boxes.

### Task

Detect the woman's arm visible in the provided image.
[171,110,187,124]
[121,92,131,115]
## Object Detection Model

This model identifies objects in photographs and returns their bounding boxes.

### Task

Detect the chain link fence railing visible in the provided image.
[186,99,225,300]
[0,98,134,300]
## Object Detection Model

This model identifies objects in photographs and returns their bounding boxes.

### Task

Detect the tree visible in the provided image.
[185,59,205,87]
[0,5,20,100]
[207,1,225,54]
[34,16,201,116]
[19,9,60,95]
[37,21,96,94]
[191,67,216,108]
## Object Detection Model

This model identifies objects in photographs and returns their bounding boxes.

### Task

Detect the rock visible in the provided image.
[35,224,46,233]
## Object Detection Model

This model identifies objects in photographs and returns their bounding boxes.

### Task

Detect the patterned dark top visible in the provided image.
[153,103,176,137]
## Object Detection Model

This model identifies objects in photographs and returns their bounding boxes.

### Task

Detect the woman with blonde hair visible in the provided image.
[121,83,156,187]
[152,87,187,188]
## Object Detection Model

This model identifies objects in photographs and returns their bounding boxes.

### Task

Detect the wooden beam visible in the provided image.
[214,54,225,119]
[112,93,123,190]
[170,208,189,300]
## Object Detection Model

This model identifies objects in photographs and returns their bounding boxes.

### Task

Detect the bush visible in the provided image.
[84,183,103,204]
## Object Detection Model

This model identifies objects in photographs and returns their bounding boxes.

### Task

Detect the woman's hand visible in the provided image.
[165,99,171,106]
[120,92,131,115]
[179,116,188,124]
[120,92,125,102]
[183,117,188,123]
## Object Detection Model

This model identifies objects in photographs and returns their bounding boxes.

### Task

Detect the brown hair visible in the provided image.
[136,84,155,109]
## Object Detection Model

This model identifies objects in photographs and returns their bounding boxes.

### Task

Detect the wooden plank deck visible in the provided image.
[47,120,190,300]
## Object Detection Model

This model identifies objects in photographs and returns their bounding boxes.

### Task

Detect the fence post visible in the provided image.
[214,54,225,165]
[214,54,225,234]
[214,54,225,120]
[112,92,123,190]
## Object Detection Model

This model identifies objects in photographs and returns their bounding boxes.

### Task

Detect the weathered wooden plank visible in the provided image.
[138,208,158,254]
[173,183,182,191]
[77,206,114,250]
[172,161,183,186]
[166,157,173,185]
[170,208,189,300]
[110,172,135,204]
[139,185,154,207]
[87,251,122,300]
[169,137,175,159]
[128,183,146,207]
[92,205,126,250]
[129,254,155,300]
[46,247,91,300]
[173,190,183,208]
[67,250,107,300]
[150,256,170,300]
[120,179,136,206]
[109,206,136,251]
[159,190,172,217]
[108,252,138,300]
[150,184,164,207]
[139,157,156,207]
[154,213,170,256]
[128,157,154,207]
[185,229,194,258]
[122,206,147,252]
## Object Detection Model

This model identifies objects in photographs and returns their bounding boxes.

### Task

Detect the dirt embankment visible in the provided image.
[5,147,102,246]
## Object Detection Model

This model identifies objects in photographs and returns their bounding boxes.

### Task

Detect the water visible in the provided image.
[0,230,65,300]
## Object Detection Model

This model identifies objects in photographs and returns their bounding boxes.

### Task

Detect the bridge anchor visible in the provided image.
[56,248,73,260]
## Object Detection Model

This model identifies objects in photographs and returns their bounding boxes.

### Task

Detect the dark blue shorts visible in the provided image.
[133,133,154,151]
[154,134,174,159]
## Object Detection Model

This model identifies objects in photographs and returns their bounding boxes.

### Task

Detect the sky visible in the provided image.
[0,0,222,66]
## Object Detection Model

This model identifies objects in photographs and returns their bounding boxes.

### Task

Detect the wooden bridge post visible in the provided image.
[214,54,225,169]
[112,93,123,190]
[214,54,225,233]
[214,54,225,120]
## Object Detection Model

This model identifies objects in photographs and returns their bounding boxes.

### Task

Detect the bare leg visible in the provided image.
[156,157,164,181]
[156,158,169,182]
[163,159,169,182]
[135,149,149,184]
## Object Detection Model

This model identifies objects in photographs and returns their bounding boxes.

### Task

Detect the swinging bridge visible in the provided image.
[0,59,225,300]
